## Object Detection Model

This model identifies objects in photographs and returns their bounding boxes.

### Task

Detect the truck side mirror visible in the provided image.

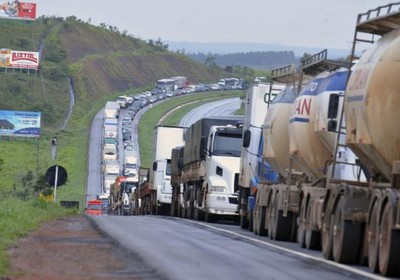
[152,162,157,171]
[327,94,340,119]
[243,130,251,148]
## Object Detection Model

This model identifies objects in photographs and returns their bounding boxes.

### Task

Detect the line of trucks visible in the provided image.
[101,100,138,215]
[130,3,400,278]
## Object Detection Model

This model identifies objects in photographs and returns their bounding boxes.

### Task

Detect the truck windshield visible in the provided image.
[213,131,242,157]
[88,204,102,210]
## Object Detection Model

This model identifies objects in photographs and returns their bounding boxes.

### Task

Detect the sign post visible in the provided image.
[53,165,59,202]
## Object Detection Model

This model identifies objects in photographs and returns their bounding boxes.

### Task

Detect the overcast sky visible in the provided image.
[36,0,394,51]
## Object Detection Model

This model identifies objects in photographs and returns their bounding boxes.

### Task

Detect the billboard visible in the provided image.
[0,110,41,137]
[0,1,36,20]
[0,49,39,70]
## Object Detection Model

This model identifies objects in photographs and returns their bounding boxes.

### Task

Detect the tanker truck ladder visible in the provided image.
[329,2,400,184]
[271,64,299,91]
[349,2,400,64]
[328,104,365,184]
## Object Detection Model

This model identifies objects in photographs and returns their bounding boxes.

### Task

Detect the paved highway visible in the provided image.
[86,96,388,280]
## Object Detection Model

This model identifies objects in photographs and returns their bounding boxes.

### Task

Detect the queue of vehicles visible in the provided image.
[139,3,400,278]
[88,3,400,277]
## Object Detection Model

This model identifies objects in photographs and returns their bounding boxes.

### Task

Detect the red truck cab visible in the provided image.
[86,199,103,215]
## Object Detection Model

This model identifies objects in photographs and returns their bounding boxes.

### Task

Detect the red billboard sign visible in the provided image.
[0,1,36,20]
[0,49,39,70]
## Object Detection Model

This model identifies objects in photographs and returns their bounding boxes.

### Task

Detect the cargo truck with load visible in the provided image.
[170,76,187,90]
[104,101,119,119]
[137,125,186,215]
[102,159,120,194]
[170,146,184,217]
[174,116,243,222]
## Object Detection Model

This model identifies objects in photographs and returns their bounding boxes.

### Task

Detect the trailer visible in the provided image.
[137,125,186,215]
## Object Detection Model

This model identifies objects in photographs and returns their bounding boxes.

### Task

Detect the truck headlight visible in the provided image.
[209,186,226,193]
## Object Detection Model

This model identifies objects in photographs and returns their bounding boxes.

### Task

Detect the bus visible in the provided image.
[155,79,176,92]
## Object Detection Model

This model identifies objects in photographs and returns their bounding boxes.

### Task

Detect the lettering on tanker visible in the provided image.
[291,98,312,116]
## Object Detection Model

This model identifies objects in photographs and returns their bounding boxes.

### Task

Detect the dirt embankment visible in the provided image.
[4,215,163,280]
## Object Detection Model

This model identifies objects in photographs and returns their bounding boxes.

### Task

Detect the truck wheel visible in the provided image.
[253,208,258,235]
[332,196,361,264]
[378,201,400,276]
[248,210,253,232]
[305,200,321,250]
[256,206,267,236]
[193,201,204,221]
[368,200,379,272]
[297,198,306,247]
[272,194,292,241]
[322,200,333,260]
[205,212,216,223]
[240,213,249,229]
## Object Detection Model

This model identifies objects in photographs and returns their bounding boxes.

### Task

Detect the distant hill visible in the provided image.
[0,17,225,130]
[186,51,298,70]
[167,41,351,60]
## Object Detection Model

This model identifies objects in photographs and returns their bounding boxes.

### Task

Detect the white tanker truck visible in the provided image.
[252,3,400,277]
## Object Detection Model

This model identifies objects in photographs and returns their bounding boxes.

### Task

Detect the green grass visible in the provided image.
[138,90,244,168]
[0,199,75,275]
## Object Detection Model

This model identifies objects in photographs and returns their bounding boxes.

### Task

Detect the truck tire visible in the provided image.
[256,206,267,236]
[378,201,400,276]
[205,212,216,223]
[332,196,361,264]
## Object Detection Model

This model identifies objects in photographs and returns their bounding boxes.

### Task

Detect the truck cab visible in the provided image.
[86,200,103,215]
[203,125,243,218]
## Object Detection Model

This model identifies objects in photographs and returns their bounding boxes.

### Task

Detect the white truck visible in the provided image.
[116,95,129,108]
[238,83,285,229]
[177,116,243,222]
[170,76,187,90]
[102,143,117,160]
[104,117,118,139]
[104,101,119,119]
[102,159,120,194]
[137,125,186,215]
[124,151,138,176]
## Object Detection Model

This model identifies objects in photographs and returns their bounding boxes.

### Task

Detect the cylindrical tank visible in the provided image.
[289,69,348,180]
[346,29,400,181]
[263,86,298,178]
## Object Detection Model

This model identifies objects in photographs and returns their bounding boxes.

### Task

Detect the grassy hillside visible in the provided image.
[0,16,227,204]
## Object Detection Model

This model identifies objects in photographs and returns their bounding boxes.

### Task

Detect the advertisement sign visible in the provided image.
[0,49,39,70]
[0,1,36,20]
[0,110,41,137]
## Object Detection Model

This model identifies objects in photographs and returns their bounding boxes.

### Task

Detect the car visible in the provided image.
[123,130,132,141]
[124,144,134,151]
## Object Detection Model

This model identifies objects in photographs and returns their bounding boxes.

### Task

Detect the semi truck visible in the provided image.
[170,76,187,90]
[137,125,186,215]
[176,116,243,222]
[104,101,119,119]
[170,146,184,217]
[103,159,120,194]
[238,82,285,229]
[245,3,400,278]
[109,175,137,215]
